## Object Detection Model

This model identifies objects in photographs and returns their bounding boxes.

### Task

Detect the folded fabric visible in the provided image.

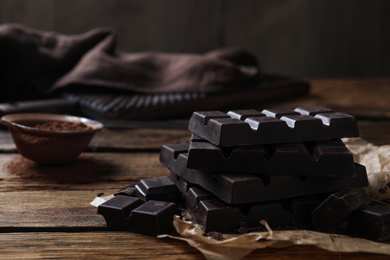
[0,24,259,102]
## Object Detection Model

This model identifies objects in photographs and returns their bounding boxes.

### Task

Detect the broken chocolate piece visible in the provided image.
[128,200,181,235]
[115,185,137,197]
[97,195,144,230]
[160,144,368,204]
[171,175,325,233]
[180,182,291,233]
[188,107,359,146]
[347,204,390,242]
[135,176,181,203]
[186,138,356,177]
[311,190,368,233]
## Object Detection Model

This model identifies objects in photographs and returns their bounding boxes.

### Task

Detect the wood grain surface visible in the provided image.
[1,78,390,259]
[1,232,390,260]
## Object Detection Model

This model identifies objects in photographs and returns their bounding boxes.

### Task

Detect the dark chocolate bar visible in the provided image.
[311,190,368,233]
[128,200,181,235]
[171,174,325,233]
[186,138,356,177]
[160,144,368,204]
[188,107,359,146]
[97,195,144,230]
[347,204,390,242]
[135,176,182,203]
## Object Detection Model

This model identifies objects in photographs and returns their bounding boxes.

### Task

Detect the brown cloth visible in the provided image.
[0,24,259,102]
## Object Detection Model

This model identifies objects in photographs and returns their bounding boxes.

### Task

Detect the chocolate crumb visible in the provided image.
[203,231,224,240]
[3,155,118,183]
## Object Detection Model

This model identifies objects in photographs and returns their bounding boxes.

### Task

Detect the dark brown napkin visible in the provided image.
[0,24,259,102]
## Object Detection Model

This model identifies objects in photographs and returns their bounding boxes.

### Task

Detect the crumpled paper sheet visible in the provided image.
[159,138,390,260]
[344,138,390,202]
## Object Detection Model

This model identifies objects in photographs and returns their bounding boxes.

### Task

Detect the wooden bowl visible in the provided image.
[0,113,103,165]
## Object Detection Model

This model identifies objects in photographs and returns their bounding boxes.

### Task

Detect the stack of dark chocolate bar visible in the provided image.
[97,106,390,242]
[159,106,373,234]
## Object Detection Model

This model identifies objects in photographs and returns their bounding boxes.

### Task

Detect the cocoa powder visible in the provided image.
[33,121,92,132]
[4,155,117,183]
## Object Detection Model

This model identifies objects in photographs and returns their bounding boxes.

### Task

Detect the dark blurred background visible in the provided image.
[1,0,389,78]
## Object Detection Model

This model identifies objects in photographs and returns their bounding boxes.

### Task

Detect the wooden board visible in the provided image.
[0,152,169,192]
[0,232,389,260]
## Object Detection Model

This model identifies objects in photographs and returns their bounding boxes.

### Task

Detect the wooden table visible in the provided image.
[1,78,390,259]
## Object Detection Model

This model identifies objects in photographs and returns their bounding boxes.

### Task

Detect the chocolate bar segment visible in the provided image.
[176,179,292,233]
[314,112,359,138]
[172,175,326,233]
[135,176,181,203]
[294,106,333,116]
[128,200,181,235]
[160,144,368,204]
[188,107,359,146]
[311,190,368,233]
[186,138,356,177]
[227,109,266,120]
[347,204,390,242]
[97,195,144,230]
[261,108,299,118]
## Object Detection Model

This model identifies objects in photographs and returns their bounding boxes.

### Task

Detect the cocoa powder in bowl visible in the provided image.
[0,113,103,165]
[33,121,93,132]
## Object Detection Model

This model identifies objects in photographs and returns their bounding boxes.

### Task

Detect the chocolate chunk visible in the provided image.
[160,144,368,204]
[128,200,181,235]
[172,175,325,233]
[135,176,181,203]
[186,138,356,177]
[311,190,369,233]
[114,185,137,197]
[175,179,292,233]
[188,107,359,146]
[97,195,144,230]
[347,204,390,242]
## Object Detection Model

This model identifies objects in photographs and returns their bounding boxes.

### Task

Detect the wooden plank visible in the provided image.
[0,232,389,260]
[225,0,388,77]
[2,1,389,77]
[0,190,107,229]
[0,127,191,152]
[0,152,170,192]
[0,0,222,52]
[0,232,203,259]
